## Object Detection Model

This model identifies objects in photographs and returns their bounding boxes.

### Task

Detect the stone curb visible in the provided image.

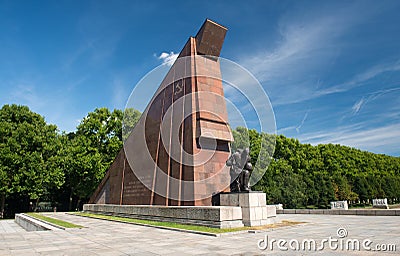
[67,213,253,237]
[68,213,302,237]
[277,209,400,216]
[22,213,67,230]
[15,213,64,231]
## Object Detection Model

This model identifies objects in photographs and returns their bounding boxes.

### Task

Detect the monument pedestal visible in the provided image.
[83,204,244,229]
[219,192,276,226]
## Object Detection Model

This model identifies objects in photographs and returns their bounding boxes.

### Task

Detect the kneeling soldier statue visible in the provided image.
[226,148,253,192]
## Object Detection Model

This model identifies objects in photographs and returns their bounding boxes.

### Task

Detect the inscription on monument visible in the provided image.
[124,181,148,197]
[330,201,349,210]
[373,198,389,209]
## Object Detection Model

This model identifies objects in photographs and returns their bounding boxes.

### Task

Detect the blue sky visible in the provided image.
[1,0,399,156]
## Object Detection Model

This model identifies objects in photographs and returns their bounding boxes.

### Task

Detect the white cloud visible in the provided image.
[111,77,127,109]
[343,86,400,119]
[316,61,400,96]
[236,3,394,106]
[157,51,178,66]
[351,98,364,115]
[298,123,400,155]
[276,110,309,134]
[296,110,309,133]
[238,9,354,106]
[277,126,297,133]
[10,84,45,110]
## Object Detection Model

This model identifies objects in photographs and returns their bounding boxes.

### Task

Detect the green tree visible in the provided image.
[61,107,141,210]
[238,127,400,209]
[231,127,250,152]
[60,133,105,210]
[76,108,124,165]
[122,108,141,141]
[0,104,64,217]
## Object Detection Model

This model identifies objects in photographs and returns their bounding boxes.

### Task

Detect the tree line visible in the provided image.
[1,104,399,217]
[232,127,400,208]
[0,104,140,218]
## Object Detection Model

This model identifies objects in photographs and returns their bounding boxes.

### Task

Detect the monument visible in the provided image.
[373,198,389,209]
[85,19,276,227]
[330,200,349,210]
[89,19,233,206]
[226,148,253,192]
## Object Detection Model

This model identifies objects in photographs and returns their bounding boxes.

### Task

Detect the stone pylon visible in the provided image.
[89,19,233,206]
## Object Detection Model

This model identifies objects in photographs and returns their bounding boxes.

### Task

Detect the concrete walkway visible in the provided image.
[0,220,25,234]
[0,213,399,255]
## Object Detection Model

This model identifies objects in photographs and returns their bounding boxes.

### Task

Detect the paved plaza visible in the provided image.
[0,213,399,255]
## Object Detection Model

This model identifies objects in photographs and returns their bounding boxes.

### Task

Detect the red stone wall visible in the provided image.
[90,20,232,206]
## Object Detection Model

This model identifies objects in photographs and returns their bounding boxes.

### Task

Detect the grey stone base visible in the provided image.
[219,192,276,227]
[15,214,62,231]
[373,205,390,209]
[83,204,244,229]
[243,218,276,226]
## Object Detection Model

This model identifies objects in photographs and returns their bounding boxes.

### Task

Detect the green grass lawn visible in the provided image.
[26,213,83,228]
[349,205,373,209]
[72,212,303,234]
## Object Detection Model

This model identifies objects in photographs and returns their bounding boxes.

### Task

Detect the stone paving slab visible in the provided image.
[0,213,399,255]
[0,220,25,233]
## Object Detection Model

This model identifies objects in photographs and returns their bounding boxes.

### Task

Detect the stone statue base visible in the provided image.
[83,192,276,229]
[219,192,276,226]
[83,204,244,229]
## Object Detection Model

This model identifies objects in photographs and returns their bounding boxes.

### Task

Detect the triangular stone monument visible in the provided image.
[89,19,233,206]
